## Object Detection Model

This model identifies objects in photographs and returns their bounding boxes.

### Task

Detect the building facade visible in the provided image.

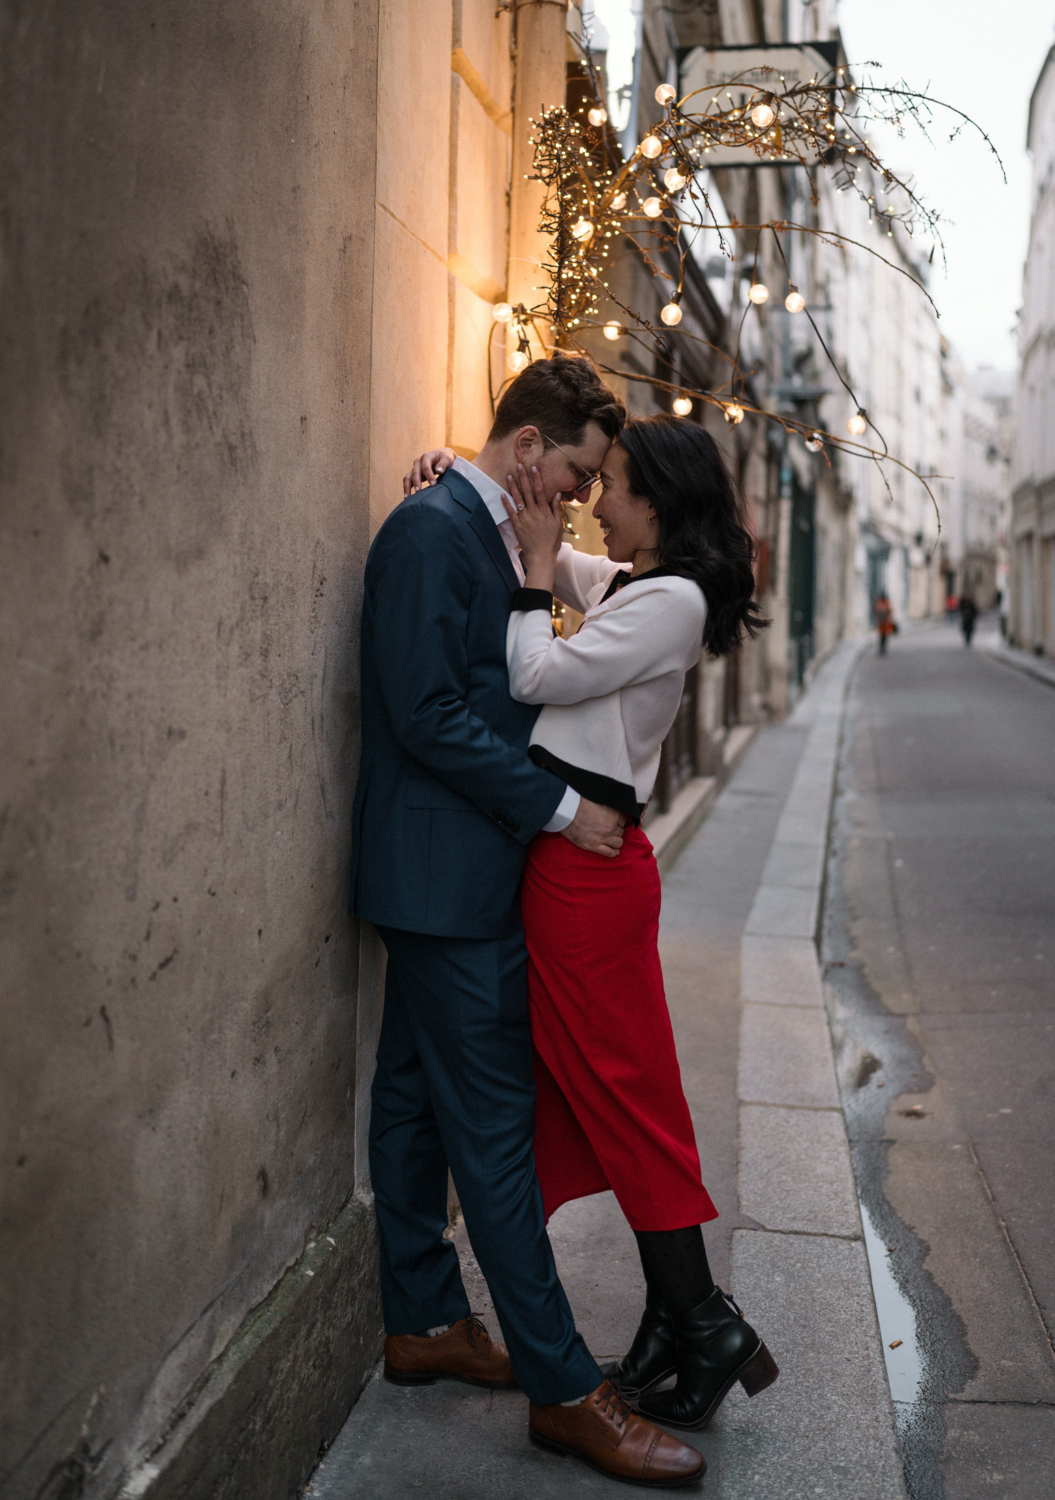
[1011,44,1055,654]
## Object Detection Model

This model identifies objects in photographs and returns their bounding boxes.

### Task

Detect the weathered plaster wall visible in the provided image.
[0,2,381,1495]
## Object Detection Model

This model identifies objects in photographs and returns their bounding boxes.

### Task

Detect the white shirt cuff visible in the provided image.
[542,785,580,833]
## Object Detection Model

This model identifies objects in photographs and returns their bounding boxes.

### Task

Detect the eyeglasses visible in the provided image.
[540,433,601,496]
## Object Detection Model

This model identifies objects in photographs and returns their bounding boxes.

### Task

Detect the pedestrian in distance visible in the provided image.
[407,410,779,1450]
[874,592,896,655]
[959,594,979,646]
[353,354,705,1489]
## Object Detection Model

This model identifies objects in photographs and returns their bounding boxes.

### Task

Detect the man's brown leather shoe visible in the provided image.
[529,1380,704,1488]
[383,1314,517,1389]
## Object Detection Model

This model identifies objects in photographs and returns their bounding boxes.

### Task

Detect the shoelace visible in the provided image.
[598,1383,632,1431]
[464,1313,489,1350]
[720,1288,745,1319]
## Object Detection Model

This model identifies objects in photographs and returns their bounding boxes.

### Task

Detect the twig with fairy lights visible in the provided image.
[492,62,1001,537]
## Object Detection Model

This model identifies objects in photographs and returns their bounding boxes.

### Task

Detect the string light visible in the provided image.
[587,105,607,127]
[672,396,693,415]
[523,73,980,528]
[492,302,512,323]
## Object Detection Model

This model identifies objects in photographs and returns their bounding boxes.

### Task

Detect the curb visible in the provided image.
[981,636,1055,691]
[722,639,907,1499]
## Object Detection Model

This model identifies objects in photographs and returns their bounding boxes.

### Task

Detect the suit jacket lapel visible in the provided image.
[467,500,520,595]
[438,467,520,595]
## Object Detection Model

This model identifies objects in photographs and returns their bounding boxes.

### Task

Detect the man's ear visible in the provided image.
[512,426,545,465]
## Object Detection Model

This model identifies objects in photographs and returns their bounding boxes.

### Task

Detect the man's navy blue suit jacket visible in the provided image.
[350,467,566,939]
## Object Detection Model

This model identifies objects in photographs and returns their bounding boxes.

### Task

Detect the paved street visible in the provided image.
[824,617,1055,1498]
[307,627,1055,1499]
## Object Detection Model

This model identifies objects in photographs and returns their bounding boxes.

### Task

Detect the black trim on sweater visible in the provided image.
[528,745,644,823]
[510,587,554,613]
[600,563,682,603]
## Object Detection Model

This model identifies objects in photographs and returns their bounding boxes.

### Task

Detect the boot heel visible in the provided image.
[738,1343,779,1398]
[383,1364,438,1386]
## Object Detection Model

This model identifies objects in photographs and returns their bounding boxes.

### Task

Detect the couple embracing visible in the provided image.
[349,354,775,1488]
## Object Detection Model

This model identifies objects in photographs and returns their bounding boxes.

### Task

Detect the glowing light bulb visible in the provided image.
[847,410,867,436]
[664,166,687,192]
[643,196,664,218]
[805,432,824,453]
[603,320,622,341]
[655,83,677,107]
[751,100,776,130]
[611,191,627,211]
[588,105,608,127]
[661,302,682,326]
[492,302,513,323]
[748,282,770,305]
[785,287,805,314]
[508,349,530,373]
[672,396,693,416]
[726,403,745,425]
[572,217,593,242]
[639,134,663,160]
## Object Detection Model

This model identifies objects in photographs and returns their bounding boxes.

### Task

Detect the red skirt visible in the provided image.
[522,826,717,1232]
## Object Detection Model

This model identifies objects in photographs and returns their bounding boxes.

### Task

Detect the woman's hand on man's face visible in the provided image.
[501,464,563,563]
[404,448,457,497]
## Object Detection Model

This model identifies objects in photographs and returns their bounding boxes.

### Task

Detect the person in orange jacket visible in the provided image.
[874,593,896,655]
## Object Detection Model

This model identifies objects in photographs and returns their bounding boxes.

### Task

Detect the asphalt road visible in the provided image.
[823,618,1055,1500]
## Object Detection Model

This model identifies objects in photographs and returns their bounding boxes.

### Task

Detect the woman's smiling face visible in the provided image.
[591,442,659,568]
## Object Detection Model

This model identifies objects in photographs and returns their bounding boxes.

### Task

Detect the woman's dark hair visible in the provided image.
[619,414,768,658]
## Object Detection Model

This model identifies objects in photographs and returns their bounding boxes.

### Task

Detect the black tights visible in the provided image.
[634,1226,715,1315]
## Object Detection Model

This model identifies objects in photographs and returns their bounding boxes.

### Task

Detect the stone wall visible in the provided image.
[0,3,384,1495]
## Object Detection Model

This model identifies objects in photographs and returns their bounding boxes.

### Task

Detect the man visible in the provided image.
[350,354,703,1487]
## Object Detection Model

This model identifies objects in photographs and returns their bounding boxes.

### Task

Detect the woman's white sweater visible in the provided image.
[506,543,706,819]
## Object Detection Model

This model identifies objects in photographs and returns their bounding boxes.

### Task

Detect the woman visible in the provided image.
[409,417,776,1431]
[874,593,895,655]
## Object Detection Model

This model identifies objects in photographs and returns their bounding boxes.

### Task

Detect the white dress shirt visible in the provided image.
[450,457,580,833]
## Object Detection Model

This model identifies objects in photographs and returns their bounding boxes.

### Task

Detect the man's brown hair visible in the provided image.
[489,352,626,449]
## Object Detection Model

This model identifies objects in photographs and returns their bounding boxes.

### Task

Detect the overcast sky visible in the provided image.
[836,0,1055,373]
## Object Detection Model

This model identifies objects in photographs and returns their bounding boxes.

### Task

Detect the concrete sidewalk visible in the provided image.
[306,643,904,1499]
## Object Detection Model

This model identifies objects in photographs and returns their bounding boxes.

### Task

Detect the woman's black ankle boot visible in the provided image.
[636,1287,779,1430]
[599,1282,676,1400]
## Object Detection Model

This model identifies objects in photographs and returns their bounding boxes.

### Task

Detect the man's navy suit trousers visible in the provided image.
[369,924,601,1405]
